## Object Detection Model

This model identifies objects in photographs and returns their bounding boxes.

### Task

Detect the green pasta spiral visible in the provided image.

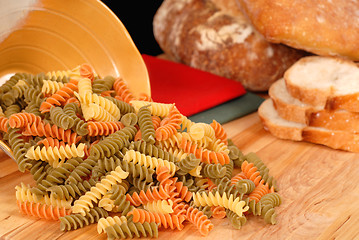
[63,103,89,136]
[226,209,247,229]
[105,221,158,239]
[92,75,116,94]
[7,127,32,172]
[50,106,75,130]
[137,105,156,144]
[104,96,135,114]
[244,152,278,191]
[89,126,136,159]
[60,207,108,231]
[201,163,227,179]
[130,140,177,162]
[48,179,97,200]
[176,153,201,175]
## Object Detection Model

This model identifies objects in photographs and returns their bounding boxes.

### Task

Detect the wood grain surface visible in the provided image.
[1,112,359,240]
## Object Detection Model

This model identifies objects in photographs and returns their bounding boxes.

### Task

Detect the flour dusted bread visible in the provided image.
[237,0,359,61]
[258,99,359,153]
[153,0,305,91]
[269,78,359,133]
[284,56,359,111]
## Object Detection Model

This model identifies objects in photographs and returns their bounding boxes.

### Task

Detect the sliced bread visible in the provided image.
[269,78,359,132]
[284,56,359,111]
[258,98,359,152]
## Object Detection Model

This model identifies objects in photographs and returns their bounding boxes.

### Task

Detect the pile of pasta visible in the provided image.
[0,64,282,239]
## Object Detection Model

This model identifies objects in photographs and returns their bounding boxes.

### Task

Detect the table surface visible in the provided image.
[1,111,359,240]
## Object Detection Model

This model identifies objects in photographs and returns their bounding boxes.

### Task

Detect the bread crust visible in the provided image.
[237,0,359,61]
[284,56,359,112]
[258,99,359,152]
[153,0,304,91]
[269,78,359,133]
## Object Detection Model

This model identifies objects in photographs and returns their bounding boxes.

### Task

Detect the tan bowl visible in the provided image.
[0,0,151,160]
[0,0,151,97]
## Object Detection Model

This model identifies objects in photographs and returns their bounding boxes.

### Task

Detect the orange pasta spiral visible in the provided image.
[210,120,228,144]
[0,116,8,132]
[155,105,182,141]
[87,121,124,136]
[211,206,226,219]
[113,78,135,103]
[37,137,66,149]
[126,185,170,207]
[22,120,81,144]
[79,63,96,81]
[8,112,42,129]
[17,200,71,220]
[186,206,214,237]
[39,79,79,113]
[128,208,186,230]
[241,161,262,186]
[230,172,247,185]
[180,138,230,165]
[248,181,273,203]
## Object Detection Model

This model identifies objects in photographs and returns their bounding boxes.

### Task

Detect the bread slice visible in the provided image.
[258,98,359,152]
[269,78,359,132]
[284,56,359,111]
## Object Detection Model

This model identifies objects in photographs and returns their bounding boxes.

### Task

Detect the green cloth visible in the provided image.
[188,92,264,124]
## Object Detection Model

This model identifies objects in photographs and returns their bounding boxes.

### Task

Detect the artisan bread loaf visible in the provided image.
[269,78,359,133]
[258,99,359,153]
[237,0,359,60]
[284,56,359,111]
[153,0,305,91]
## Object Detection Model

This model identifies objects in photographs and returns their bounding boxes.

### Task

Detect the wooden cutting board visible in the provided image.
[1,112,359,240]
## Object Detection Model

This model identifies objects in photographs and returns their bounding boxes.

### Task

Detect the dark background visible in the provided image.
[101,1,164,56]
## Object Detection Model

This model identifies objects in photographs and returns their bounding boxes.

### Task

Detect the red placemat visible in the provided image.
[142,54,246,116]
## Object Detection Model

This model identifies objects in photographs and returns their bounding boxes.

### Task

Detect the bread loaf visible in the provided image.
[153,0,305,91]
[284,56,359,111]
[269,78,359,133]
[237,0,359,61]
[258,99,359,153]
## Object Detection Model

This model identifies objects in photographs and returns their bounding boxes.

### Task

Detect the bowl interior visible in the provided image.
[0,0,150,97]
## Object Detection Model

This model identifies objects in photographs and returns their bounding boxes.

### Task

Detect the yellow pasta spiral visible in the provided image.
[81,103,116,122]
[90,94,121,120]
[189,123,215,141]
[193,191,249,217]
[130,100,173,118]
[97,216,127,234]
[25,143,85,168]
[42,80,65,94]
[144,199,173,214]
[123,150,177,176]
[15,183,72,209]
[72,166,129,216]
[45,70,72,79]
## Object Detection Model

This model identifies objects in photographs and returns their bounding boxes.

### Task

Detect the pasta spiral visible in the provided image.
[186,206,214,237]
[39,78,79,113]
[137,105,156,144]
[47,179,97,200]
[97,216,127,234]
[144,199,174,214]
[50,106,75,130]
[60,207,108,231]
[192,191,249,217]
[42,80,65,94]
[17,200,71,220]
[104,221,158,239]
[128,208,186,230]
[25,143,86,168]
[72,166,129,216]
[87,121,124,136]
[124,150,177,176]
